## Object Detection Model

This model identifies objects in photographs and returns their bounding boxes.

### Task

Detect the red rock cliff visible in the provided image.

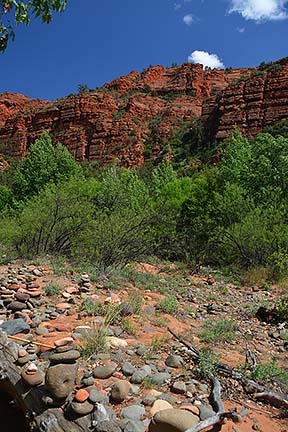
[0,60,287,166]
[201,58,288,141]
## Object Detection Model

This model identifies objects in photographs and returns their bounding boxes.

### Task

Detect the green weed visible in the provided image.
[44,283,61,296]
[159,294,179,314]
[200,319,237,344]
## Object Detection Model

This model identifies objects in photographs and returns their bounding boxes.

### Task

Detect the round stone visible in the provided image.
[45,363,78,399]
[93,362,117,379]
[149,373,171,385]
[70,400,94,416]
[122,362,136,376]
[171,381,186,395]
[21,370,43,386]
[121,405,145,421]
[150,400,174,416]
[75,389,89,403]
[15,292,30,302]
[165,355,183,368]
[88,389,107,404]
[111,380,131,403]
[148,408,199,432]
[7,301,27,311]
[18,348,28,358]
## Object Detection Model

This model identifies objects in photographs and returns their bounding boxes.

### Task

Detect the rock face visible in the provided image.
[0,59,288,166]
[201,58,288,141]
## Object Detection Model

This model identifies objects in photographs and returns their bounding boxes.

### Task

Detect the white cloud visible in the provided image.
[228,0,288,22]
[188,50,225,69]
[183,14,194,25]
[237,26,246,32]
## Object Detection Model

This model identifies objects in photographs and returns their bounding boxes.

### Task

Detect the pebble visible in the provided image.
[150,400,173,416]
[45,363,78,399]
[49,349,80,363]
[88,389,107,404]
[93,362,117,379]
[18,348,28,358]
[122,362,136,376]
[111,380,131,403]
[0,318,30,335]
[171,381,186,395]
[122,419,146,432]
[96,421,122,432]
[7,301,27,311]
[54,337,74,347]
[107,336,128,349]
[149,373,171,385]
[75,389,89,402]
[32,269,43,276]
[198,405,215,420]
[15,292,30,302]
[142,394,156,407]
[21,369,43,386]
[121,405,145,421]
[70,400,94,415]
[35,326,49,335]
[165,354,183,368]
[148,408,199,432]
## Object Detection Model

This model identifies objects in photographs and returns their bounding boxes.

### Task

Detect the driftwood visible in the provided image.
[168,327,288,410]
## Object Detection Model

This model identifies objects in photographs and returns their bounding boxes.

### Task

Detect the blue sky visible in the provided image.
[1,0,288,100]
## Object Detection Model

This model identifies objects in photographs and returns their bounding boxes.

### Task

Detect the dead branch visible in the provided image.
[168,327,288,410]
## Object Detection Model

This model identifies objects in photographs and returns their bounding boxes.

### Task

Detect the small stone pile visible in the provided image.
[45,337,79,403]
[78,274,92,293]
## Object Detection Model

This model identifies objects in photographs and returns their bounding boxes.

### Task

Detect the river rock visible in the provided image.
[171,381,186,394]
[121,405,145,421]
[148,408,199,432]
[122,361,136,376]
[93,362,117,379]
[48,349,80,363]
[150,400,174,416]
[75,389,89,402]
[165,355,183,368]
[21,369,43,386]
[69,400,94,415]
[7,301,27,311]
[0,318,30,335]
[149,373,171,385]
[45,363,78,399]
[111,380,131,403]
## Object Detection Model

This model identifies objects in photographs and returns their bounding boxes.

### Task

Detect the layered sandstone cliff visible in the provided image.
[0,59,287,166]
[201,58,288,141]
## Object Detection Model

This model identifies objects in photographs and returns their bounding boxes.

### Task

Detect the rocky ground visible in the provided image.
[0,259,287,432]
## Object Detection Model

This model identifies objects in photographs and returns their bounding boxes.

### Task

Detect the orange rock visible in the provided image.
[55,303,71,310]
[54,337,74,347]
[75,389,89,403]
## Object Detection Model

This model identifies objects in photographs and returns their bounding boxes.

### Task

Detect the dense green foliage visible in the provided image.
[1,126,288,280]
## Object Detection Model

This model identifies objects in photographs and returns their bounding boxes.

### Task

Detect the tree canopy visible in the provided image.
[0,0,68,52]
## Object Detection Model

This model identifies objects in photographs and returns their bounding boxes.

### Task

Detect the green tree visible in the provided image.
[13,132,82,200]
[0,0,68,52]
